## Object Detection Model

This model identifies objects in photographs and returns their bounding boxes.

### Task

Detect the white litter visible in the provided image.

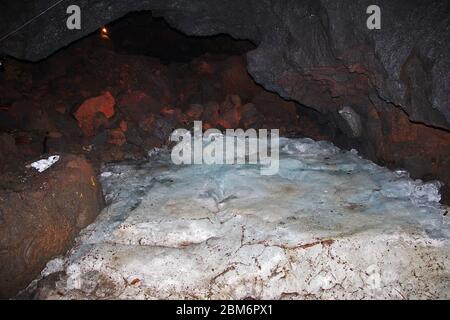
[29,155,60,173]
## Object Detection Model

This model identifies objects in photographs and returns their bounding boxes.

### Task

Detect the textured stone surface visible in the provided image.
[1,0,449,130]
[74,91,115,137]
[0,155,104,298]
[24,139,450,299]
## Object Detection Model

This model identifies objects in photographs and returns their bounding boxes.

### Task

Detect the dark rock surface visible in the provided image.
[1,0,449,130]
[0,154,104,298]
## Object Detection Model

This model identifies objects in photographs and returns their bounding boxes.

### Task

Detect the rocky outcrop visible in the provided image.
[1,0,449,131]
[0,155,104,298]
[74,91,116,137]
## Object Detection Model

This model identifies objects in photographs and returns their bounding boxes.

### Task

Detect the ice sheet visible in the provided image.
[26,138,450,299]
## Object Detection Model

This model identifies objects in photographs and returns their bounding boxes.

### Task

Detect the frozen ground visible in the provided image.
[25,138,450,299]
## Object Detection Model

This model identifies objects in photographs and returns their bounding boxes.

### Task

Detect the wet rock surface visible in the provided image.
[24,139,450,299]
[0,154,104,298]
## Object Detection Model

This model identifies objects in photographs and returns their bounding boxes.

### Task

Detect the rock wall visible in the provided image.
[1,0,449,130]
[0,155,104,298]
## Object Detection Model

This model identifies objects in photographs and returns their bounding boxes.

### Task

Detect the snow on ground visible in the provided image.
[26,138,450,299]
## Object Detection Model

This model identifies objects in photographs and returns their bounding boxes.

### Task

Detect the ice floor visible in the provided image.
[27,138,450,299]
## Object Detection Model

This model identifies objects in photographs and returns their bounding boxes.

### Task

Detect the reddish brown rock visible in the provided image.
[119,120,128,132]
[153,118,176,142]
[139,114,156,133]
[218,109,241,129]
[193,59,215,75]
[96,145,125,163]
[0,133,17,154]
[160,107,182,120]
[240,103,264,129]
[221,56,263,101]
[74,91,115,137]
[91,112,109,136]
[202,102,220,129]
[119,90,161,122]
[55,106,66,114]
[13,132,33,145]
[220,94,242,113]
[185,104,204,120]
[142,136,163,151]
[0,133,19,170]
[8,100,56,133]
[47,131,62,139]
[107,128,127,146]
[251,91,299,128]
[0,155,104,298]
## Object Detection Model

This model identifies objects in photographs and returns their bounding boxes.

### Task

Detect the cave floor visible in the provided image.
[26,138,450,299]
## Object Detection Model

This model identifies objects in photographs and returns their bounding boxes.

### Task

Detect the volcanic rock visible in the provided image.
[0,155,104,298]
[74,91,116,137]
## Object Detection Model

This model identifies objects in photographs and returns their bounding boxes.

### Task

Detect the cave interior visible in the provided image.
[0,4,449,300]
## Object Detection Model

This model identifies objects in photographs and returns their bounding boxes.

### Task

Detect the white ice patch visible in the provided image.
[29,155,60,173]
[339,106,362,137]
[147,147,165,157]
[100,171,113,178]
[26,138,450,300]
[41,258,65,277]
